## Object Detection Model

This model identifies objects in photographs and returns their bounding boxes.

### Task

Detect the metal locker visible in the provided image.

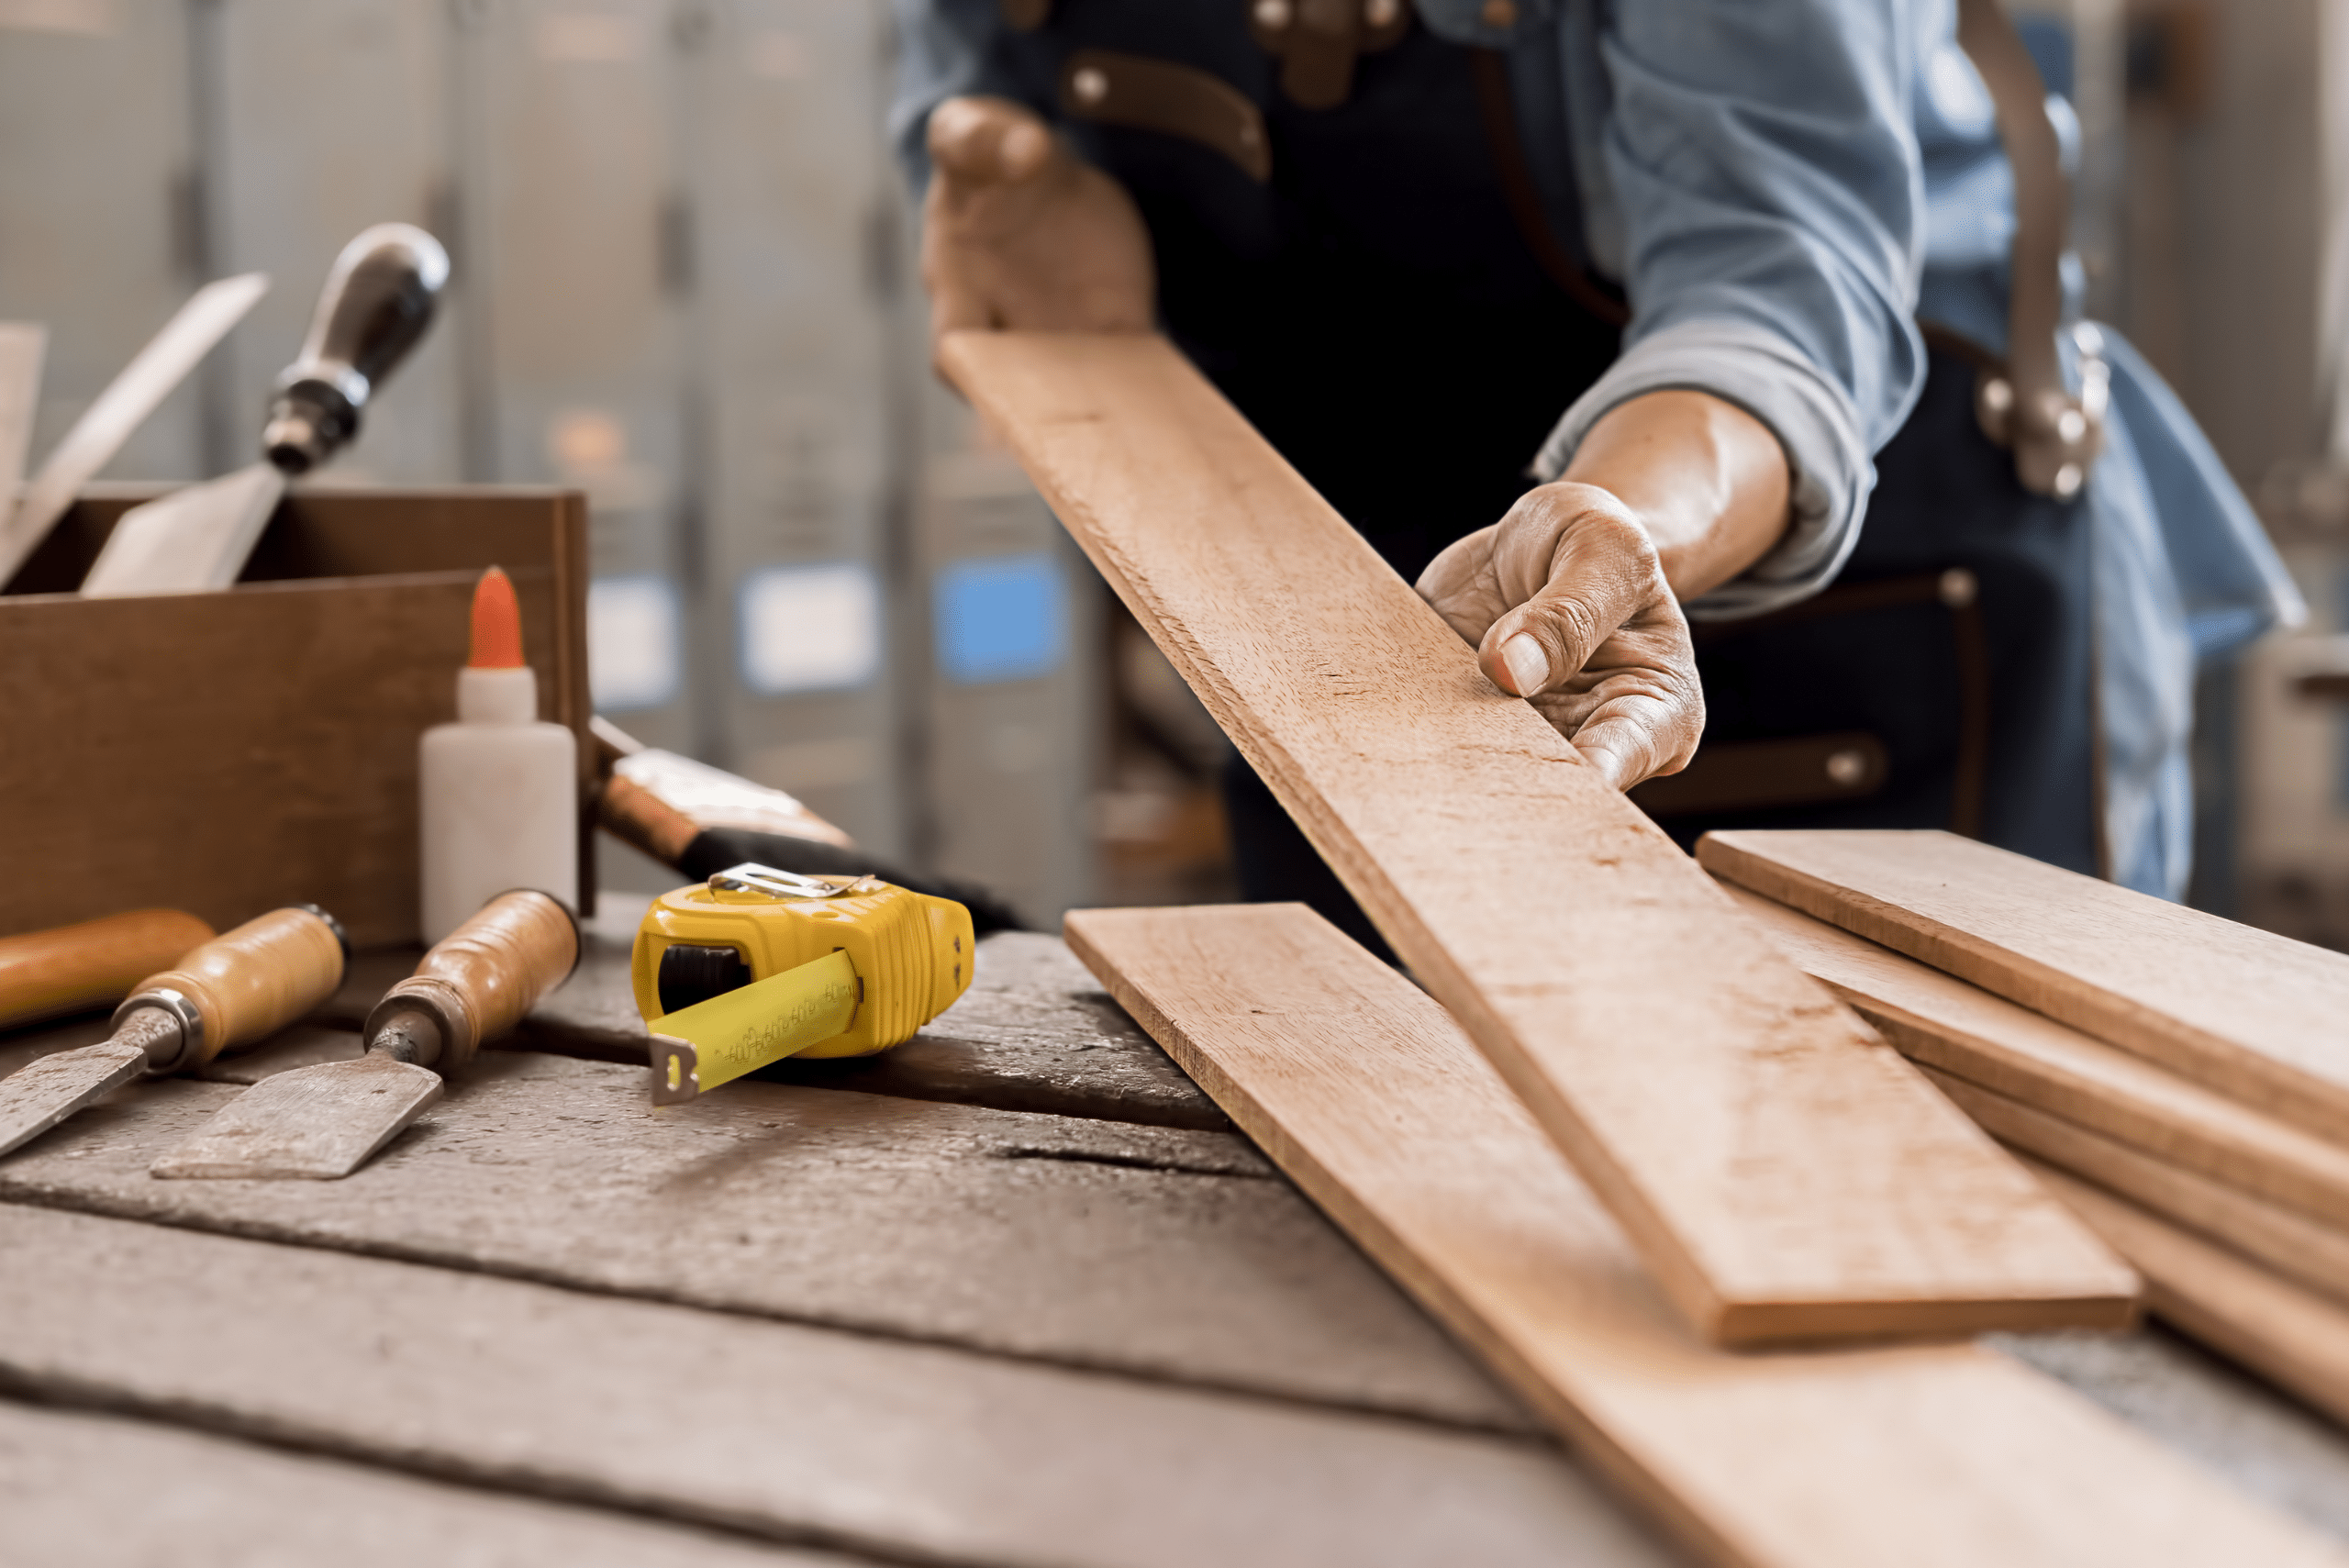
[671,0,908,856]
[0,1,204,484]
[199,0,462,485]
[451,0,691,751]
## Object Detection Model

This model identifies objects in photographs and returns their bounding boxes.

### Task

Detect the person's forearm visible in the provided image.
[1559,390,1792,601]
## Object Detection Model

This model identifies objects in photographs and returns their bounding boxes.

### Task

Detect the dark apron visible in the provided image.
[980,4,2098,956]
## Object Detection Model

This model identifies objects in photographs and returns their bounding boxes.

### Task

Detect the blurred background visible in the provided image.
[6,0,2349,941]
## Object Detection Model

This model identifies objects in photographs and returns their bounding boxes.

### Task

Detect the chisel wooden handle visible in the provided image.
[599,773,700,865]
[366,891,577,1074]
[0,909,214,1032]
[127,906,348,1072]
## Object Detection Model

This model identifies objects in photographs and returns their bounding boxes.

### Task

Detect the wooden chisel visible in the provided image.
[152,890,579,1181]
[0,908,216,1033]
[0,906,347,1159]
[82,225,448,597]
[0,272,270,589]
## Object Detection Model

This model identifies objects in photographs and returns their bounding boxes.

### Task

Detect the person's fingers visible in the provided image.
[1539,653,1704,791]
[1474,498,1657,700]
[1414,524,1508,645]
[929,96,1054,188]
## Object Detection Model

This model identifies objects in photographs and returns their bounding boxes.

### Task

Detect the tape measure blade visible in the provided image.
[651,950,859,1096]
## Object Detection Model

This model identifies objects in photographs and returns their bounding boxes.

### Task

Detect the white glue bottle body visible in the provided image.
[419,566,577,943]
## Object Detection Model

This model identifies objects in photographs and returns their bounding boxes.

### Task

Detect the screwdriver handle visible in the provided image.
[0,909,215,1031]
[367,891,577,1074]
[128,906,348,1072]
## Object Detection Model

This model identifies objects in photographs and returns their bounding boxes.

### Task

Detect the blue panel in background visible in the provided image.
[935,553,1067,684]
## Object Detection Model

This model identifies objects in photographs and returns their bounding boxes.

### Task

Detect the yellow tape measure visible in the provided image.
[632,864,974,1104]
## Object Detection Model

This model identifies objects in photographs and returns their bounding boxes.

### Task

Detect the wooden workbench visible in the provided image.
[6,901,2349,1564]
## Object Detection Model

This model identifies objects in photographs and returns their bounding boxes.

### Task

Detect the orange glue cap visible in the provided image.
[468,566,526,669]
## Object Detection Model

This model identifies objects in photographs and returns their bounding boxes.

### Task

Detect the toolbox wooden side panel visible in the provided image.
[0,488,589,947]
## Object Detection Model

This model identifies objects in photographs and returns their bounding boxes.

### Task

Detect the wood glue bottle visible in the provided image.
[418,567,578,942]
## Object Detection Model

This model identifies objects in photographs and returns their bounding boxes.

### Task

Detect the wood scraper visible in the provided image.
[0,272,269,589]
[81,224,448,597]
[0,906,348,1159]
[152,890,580,1181]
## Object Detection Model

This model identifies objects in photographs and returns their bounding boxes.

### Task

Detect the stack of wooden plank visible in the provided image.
[1703,828,2349,1427]
[945,330,2349,1564]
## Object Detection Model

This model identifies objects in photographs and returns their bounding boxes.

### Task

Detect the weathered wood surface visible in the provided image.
[1054,903,2345,1568]
[947,328,2131,1347]
[1700,829,2349,1140]
[0,1400,855,1568]
[0,1205,1675,1568]
[1927,1068,2349,1308]
[1728,884,2349,1225]
[2029,1162,2349,1431]
[0,1051,1527,1431]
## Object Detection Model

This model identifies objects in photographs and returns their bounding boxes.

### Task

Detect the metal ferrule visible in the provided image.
[110,988,203,1074]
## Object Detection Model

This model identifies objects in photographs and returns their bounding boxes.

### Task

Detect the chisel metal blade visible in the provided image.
[80,462,288,597]
[150,1054,441,1181]
[0,1042,149,1158]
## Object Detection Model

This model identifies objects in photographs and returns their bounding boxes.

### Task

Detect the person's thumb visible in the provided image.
[929,96,1055,189]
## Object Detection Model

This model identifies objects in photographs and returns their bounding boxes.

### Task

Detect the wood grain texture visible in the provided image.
[1726,884,2349,1227]
[1699,828,2349,1139]
[0,489,592,946]
[943,329,2126,1345]
[0,1052,1527,1431]
[1062,903,2332,1568]
[1927,1069,2349,1309]
[0,1205,1672,1568]
[0,1402,856,1568]
[2027,1162,2349,1431]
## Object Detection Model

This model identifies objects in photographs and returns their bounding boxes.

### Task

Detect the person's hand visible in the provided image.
[1417,482,1702,791]
[922,96,1154,361]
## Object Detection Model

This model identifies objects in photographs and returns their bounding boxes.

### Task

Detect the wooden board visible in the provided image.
[1726,884,2349,1226]
[0,488,593,946]
[0,1052,1528,1432]
[1925,1069,2349,1309]
[0,323,41,506]
[1059,903,2339,1568]
[2027,1162,2349,1431]
[1699,829,2349,1139]
[0,1205,1674,1568]
[0,1401,852,1568]
[943,329,2131,1346]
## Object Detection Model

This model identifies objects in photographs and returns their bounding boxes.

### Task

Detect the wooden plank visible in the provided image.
[0,1205,1678,1568]
[1924,1069,2349,1309]
[1725,884,2349,1227]
[942,329,2131,1346]
[0,1401,851,1568]
[2027,1161,2349,1431]
[1061,903,2333,1568]
[0,1051,1529,1432]
[515,925,1230,1130]
[1698,828,2349,1140]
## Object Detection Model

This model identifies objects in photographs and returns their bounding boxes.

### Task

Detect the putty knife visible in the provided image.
[82,224,448,597]
[0,273,269,589]
[152,889,578,1181]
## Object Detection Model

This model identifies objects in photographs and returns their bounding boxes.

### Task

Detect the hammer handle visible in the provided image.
[0,909,215,1031]
[136,906,346,1065]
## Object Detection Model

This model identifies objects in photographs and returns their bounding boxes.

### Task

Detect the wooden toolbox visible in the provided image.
[0,484,594,948]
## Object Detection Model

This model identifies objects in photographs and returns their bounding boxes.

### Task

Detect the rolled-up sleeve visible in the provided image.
[889,0,1023,193]
[1532,0,1926,618]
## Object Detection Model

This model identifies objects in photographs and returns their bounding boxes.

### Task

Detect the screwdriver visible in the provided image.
[0,906,348,1159]
[152,890,578,1181]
